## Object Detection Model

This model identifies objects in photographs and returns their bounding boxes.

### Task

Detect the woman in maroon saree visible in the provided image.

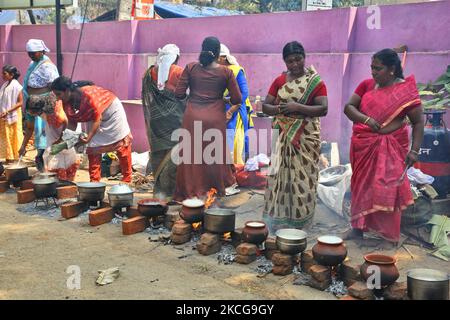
[344,49,424,243]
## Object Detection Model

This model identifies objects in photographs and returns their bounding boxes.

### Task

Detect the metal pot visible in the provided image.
[312,235,347,266]
[77,182,106,202]
[107,184,134,208]
[203,208,235,234]
[33,178,58,198]
[407,268,449,300]
[275,229,307,255]
[5,164,29,183]
[138,198,168,218]
[180,199,205,223]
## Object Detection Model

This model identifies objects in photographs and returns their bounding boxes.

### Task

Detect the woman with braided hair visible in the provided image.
[173,36,242,201]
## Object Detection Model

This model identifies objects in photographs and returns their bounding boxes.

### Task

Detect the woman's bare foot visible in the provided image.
[341,228,364,240]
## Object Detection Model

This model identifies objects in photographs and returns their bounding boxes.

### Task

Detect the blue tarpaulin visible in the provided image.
[154,0,243,18]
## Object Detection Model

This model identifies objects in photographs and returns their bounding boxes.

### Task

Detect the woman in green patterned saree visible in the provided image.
[262,41,328,232]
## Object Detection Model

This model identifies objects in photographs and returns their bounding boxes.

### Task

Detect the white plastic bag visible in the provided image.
[407,167,434,185]
[132,152,150,175]
[44,147,79,171]
[317,164,352,216]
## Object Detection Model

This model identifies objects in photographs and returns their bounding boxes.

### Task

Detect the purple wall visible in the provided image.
[1,1,449,160]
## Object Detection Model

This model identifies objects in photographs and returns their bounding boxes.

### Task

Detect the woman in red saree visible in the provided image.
[344,49,424,243]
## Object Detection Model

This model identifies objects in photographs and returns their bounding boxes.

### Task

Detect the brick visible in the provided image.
[61,201,87,219]
[17,189,36,204]
[196,241,221,255]
[301,250,315,263]
[57,185,78,199]
[89,207,114,226]
[199,233,220,246]
[339,260,361,281]
[0,180,9,193]
[310,265,332,282]
[348,281,375,300]
[302,262,316,274]
[383,282,407,300]
[20,179,34,190]
[264,236,277,251]
[122,216,149,235]
[308,277,332,291]
[172,222,192,235]
[264,249,280,260]
[272,253,295,266]
[126,206,142,218]
[234,254,257,264]
[236,243,257,256]
[340,295,360,300]
[272,264,293,276]
[166,209,181,221]
[171,233,191,244]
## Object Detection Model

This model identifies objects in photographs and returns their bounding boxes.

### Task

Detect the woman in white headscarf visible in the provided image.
[19,39,59,172]
[142,44,185,198]
[218,44,254,165]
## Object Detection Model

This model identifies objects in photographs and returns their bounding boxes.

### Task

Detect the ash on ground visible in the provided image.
[325,277,348,297]
[146,226,171,244]
[293,271,312,286]
[216,244,236,265]
[254,255,273,275]
[17,198,76,218]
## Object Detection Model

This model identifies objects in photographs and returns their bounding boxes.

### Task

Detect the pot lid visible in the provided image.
[108,184,133,195]
[182,198,205,208]
[77,182,106,188]
[317,235,343,245]
[407,268,449,281]
[276,229,307,240]
[32,178,57,185]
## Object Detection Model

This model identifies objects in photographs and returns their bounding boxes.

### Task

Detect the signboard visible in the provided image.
[0,0,73,9]
[306,0,332,11]
[132,0,155,20]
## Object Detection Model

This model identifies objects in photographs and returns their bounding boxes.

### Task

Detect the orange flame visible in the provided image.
[204,188,217,209]
[192,222,202,230]
[223,232,231,240]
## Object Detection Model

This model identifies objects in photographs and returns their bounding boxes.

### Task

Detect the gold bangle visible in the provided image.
[363,116,371,124]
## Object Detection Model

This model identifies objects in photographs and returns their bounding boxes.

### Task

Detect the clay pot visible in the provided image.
[180,199,205,223]
[312,235,347,266]
[242,221,268,245]
[360,254,399,288]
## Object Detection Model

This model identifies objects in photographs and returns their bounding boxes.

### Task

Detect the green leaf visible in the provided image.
[436,98,450,107]
[445,83,450,94]
[434,75,450,86]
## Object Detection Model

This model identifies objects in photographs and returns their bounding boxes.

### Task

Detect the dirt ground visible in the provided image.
[1,155,449,300]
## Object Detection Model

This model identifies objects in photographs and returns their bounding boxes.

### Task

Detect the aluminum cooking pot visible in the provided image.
[407,268,449,300]
[107,184,134,208]
[77,182,106,202]
[203,208,235,234]
[276,229,307,255]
